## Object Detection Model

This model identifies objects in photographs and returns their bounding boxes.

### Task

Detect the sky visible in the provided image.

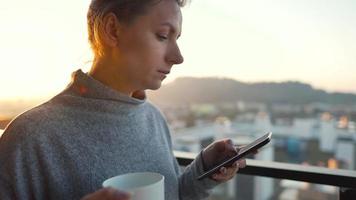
[1,0,356,100]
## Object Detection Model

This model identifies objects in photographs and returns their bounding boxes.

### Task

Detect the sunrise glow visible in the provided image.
[1,0,356,100]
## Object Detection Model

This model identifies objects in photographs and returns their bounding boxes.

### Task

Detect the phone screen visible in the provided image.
[197,132,272,180]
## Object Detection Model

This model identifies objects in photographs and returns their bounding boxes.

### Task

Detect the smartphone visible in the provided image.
[197,132,272,180]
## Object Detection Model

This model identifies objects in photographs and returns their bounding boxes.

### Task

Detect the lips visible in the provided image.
[157,69,170,75]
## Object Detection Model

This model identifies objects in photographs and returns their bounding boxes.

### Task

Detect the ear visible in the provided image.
[101,13,120,48]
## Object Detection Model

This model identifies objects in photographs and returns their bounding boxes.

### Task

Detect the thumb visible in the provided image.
[214,139,228,152]
[224,139,238,156]
[216,139,234,153]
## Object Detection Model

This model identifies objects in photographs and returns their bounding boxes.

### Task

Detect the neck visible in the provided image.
[89,56,134,96]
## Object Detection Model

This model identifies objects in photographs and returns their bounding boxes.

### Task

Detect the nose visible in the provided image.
[167,42,184,65]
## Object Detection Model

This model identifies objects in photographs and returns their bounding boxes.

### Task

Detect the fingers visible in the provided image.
[225,139,238,154]
[81,188,131,200]
[238,159,246,168]
[214,139,236,153]
[203,139,242,171]
[212,163,239,181]
[211,159,246,182]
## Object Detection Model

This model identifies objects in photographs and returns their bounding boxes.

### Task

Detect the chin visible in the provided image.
[148,81,162,90]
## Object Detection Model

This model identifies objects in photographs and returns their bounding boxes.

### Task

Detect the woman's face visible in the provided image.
[114,0,184,91]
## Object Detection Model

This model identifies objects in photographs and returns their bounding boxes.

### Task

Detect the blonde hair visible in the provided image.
[87,0,188,57]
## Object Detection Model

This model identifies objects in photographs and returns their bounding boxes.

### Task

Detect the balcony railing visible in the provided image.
[174,151,356,200]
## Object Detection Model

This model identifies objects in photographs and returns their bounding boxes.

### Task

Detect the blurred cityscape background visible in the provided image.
[147,77,356,200]
[1,0,356,199]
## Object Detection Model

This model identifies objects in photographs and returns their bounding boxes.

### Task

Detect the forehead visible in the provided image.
[142,0,182,32]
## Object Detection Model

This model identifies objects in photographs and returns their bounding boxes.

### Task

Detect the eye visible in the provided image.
[157,34,168,41]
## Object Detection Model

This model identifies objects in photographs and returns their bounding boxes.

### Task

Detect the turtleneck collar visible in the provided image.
[65,69,146,105]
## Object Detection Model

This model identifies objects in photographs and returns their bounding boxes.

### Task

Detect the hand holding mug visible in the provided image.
[81,187,131,200]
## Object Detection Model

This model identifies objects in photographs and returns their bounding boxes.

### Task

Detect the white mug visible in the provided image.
[102,172,164,200]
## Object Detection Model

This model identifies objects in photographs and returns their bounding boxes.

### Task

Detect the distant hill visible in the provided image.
[148,77,356,105]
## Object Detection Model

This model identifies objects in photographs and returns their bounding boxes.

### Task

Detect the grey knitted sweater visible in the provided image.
[0,70,218,200]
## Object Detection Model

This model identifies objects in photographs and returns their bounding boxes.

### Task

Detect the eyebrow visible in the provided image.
[160,22,181,38]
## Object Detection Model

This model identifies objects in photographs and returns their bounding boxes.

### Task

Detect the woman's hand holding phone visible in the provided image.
[199,132,272,180]
[201,139,246,182]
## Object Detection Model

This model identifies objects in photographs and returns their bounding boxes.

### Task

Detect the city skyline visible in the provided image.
[1,0,356,100]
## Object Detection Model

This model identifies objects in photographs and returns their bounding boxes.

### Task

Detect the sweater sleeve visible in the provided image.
[0,176,15,200]
[0,123,24,200]
[0,115,45,200]
[177,151,220,200]
[152,104,220,199]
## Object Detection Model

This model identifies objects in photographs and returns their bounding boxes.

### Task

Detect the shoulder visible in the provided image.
[144,101,167,121]
[1,98,65,143]
[0,102,47,163]
[143,101,172,136]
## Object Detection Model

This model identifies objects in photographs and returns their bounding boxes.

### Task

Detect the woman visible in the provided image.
[0,0,246,199]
